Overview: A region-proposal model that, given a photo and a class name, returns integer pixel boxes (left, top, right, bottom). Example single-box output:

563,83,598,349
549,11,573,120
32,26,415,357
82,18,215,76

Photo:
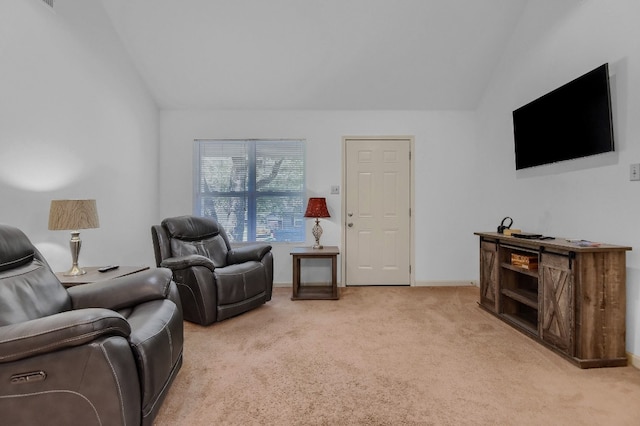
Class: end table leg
292,255,299,299
332,254,338,299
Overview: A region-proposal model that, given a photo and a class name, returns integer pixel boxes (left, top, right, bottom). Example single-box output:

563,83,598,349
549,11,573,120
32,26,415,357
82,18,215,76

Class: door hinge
409,265,412,274
409,208,411,217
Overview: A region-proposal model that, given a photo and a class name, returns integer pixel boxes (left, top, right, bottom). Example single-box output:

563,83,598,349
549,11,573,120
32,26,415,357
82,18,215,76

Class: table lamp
48,199,100,276
304,197,330,249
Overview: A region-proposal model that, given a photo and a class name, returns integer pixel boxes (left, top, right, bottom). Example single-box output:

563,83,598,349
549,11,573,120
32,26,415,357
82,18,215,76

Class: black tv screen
513,64,615,170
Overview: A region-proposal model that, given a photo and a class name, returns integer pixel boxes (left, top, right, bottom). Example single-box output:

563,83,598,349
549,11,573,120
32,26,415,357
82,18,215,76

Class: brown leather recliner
0,224,183,426
151,215,273,325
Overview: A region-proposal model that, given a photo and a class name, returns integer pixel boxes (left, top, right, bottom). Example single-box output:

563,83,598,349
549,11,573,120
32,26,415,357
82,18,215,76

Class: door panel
345,138,411,286
479,240,499,312
540,252,574,354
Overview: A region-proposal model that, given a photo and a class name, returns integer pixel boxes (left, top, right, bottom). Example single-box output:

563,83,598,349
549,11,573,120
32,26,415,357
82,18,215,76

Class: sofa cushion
214,261,266,304
0,259,71,326
162,215,221,241
169,236,228,268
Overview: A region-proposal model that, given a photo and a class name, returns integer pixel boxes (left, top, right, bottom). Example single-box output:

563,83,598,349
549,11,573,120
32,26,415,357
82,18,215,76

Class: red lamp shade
304,197,330,218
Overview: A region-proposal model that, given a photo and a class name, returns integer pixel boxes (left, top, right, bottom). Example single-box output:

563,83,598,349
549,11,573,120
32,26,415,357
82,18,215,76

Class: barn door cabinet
475,232,631,368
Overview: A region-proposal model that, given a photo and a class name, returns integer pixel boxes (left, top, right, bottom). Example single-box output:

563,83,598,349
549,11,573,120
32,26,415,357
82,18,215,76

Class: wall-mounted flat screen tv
512,63,614,170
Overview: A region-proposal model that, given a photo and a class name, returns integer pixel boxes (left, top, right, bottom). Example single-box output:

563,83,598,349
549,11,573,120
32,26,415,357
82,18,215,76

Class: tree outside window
193,139,306,242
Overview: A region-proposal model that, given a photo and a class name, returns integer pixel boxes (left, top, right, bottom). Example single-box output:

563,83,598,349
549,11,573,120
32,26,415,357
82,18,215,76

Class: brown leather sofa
151,215,273,325
0,224,183,426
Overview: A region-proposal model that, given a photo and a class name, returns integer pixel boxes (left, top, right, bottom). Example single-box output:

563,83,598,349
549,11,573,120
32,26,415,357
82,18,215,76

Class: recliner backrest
162,216,232,268
0,225,71,326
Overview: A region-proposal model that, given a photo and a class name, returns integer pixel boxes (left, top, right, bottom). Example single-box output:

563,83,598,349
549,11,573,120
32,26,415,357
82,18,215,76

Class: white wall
0,0,160,270
474,0,640,357
159,110,478,284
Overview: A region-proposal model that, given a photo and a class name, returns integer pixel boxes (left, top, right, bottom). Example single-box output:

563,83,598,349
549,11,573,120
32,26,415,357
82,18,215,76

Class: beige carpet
155,286,640,425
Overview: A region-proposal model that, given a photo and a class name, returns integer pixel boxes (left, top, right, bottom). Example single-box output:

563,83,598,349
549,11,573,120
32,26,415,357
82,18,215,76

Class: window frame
193,139,306,243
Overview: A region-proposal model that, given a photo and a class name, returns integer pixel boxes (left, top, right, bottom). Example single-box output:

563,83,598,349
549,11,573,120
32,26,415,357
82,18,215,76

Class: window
194,139,306,243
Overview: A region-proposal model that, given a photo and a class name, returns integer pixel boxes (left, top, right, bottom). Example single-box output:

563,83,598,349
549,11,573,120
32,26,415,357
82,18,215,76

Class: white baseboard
275,282,344,288
274,282,342,287
628,352,640,369
275,281,478,287
414,280,478,287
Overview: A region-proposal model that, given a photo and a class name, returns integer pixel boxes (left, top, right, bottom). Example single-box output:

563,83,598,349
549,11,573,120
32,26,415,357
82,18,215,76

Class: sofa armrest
227,244,272,264
68,268,173,310
0,308,130,363
160,255,216,272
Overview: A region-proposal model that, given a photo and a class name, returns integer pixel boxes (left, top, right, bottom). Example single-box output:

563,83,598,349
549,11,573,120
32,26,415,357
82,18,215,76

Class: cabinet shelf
502,313,538,335
502,288,538,309
500,262,539,277
292,285,337,300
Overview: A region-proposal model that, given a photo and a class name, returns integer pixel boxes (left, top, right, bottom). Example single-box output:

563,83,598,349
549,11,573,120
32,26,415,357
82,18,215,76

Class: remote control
98,265,119,273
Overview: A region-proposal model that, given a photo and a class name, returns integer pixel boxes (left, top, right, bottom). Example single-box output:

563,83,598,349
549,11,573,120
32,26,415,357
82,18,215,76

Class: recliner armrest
160,255,216,272
68,268,174,310
0,308,130,363
227,244,272,264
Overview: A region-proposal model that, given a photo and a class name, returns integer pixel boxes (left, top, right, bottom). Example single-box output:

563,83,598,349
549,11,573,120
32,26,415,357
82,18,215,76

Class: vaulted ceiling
102,0,529,110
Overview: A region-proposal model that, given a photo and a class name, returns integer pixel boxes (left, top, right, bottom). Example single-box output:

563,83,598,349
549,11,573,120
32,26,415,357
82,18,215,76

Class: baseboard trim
274,282,342,287
276,281,478,287
414,280,478,287
627,351,640,369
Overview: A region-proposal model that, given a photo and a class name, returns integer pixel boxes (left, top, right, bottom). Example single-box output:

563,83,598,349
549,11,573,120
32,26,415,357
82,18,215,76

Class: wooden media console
475,232,631,368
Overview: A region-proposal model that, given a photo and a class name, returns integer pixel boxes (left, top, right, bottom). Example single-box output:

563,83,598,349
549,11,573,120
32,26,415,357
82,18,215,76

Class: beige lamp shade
48,199,100,276
48,199,100,231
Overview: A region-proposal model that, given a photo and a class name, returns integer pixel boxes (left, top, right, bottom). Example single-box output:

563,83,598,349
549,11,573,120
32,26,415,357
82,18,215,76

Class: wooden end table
56,266,150,287
290,246,340,300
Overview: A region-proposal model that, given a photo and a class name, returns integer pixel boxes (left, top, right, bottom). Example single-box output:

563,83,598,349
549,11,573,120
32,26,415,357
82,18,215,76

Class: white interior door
344,137,412,286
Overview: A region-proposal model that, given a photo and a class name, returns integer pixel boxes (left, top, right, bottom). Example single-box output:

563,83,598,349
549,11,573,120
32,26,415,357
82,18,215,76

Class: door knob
348,212,353,217
347,223,353,227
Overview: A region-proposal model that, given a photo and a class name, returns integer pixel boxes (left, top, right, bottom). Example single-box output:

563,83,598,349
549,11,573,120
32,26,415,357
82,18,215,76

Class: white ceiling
101,0,529,110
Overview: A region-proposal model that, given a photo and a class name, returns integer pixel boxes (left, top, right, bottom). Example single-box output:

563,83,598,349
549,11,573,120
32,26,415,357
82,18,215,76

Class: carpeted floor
154,286,640,425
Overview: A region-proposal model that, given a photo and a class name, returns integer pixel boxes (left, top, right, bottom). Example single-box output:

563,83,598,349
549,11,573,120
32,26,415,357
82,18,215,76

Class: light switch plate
631,164,640,181
330,185,340,194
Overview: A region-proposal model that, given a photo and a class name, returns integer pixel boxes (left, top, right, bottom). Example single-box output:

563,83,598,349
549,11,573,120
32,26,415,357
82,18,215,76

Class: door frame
341,135,416,287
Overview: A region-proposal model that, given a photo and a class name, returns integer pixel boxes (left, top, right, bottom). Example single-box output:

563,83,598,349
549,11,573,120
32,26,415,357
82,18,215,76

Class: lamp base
64,231,86,276
311,219,324,250
63,265,86,276
312,243,324,250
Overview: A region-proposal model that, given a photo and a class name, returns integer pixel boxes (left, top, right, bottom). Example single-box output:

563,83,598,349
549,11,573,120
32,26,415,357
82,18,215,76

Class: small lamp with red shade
304,197,330,249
